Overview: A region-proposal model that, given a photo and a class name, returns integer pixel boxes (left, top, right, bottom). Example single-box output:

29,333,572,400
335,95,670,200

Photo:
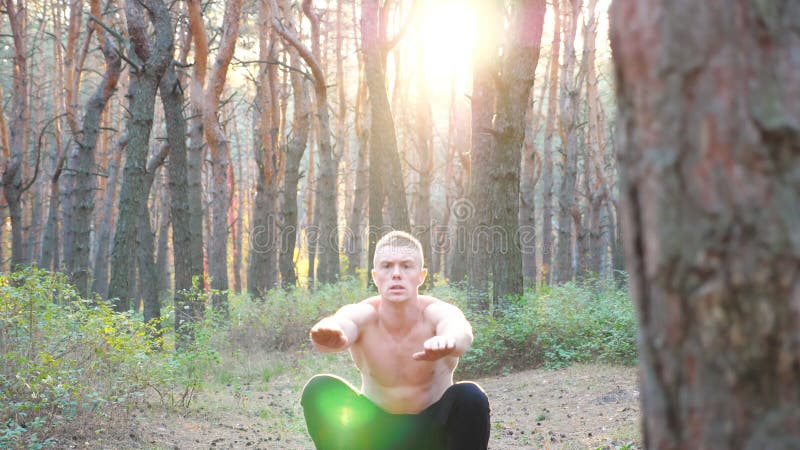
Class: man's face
371,245,427,302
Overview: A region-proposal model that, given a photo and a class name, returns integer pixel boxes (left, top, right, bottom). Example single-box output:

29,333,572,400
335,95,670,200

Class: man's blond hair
373,231,424,268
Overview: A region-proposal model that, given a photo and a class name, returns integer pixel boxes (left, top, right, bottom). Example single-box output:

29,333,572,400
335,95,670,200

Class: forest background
3,0,797,448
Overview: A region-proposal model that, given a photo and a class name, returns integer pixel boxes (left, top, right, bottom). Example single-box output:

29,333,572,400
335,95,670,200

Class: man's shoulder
337,297,379,323
420,295,463,316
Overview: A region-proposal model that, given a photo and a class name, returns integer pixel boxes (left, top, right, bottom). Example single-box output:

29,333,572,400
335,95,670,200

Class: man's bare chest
352,324,437,385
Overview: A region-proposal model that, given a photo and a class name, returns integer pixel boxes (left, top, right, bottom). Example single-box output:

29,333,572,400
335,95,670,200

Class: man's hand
412,335,457,361
310,319,349,350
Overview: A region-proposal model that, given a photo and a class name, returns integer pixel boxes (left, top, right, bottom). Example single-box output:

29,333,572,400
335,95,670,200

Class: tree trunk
248,19,281,294
344,75,368,277
160,62,203,346
362,0,411,281
108,0,172,311
137,147,167,327
203,0,242,317
467,0,502,305
490,0,546,307
63,0,121,296
275,0,311,290
540,0,561,286
611,1,800,447
412,32,434,288
2,0,29,270
91,134,125,298
554,0,583,285
280,0,341,285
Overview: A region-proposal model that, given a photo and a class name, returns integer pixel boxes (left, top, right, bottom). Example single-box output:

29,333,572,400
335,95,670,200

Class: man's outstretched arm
310,302,374,352
412,301,474,361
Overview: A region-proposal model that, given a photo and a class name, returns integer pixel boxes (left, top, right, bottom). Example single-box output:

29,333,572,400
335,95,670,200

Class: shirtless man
301,231,490,450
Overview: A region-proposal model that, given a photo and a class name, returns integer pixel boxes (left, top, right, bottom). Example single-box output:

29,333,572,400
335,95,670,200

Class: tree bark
467,0,502,305
554,0,583,285
91,134,126,298
275,1,311,290
362,0,411,282
247,4,281,295
273,0,340,285
108,0,172,311
66,0,120,297
490,0,546,307
611,1,800,447
540,0,561,286
1,0,29,270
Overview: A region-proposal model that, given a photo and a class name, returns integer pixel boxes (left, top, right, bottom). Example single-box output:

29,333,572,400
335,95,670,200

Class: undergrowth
1,268,636,447
0,268,218,448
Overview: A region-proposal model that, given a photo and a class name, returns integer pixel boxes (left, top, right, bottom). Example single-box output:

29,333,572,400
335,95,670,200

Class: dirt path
65,363,639,449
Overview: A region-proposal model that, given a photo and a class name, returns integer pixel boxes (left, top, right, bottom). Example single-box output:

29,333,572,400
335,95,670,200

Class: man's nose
392,266,402,277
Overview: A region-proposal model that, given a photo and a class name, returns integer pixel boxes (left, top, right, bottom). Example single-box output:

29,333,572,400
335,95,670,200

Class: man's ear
417,268,428,286
371,269,377,284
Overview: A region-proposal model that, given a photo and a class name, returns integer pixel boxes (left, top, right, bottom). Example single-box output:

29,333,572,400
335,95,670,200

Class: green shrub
450,277,638,377
0,268,218,447
227,277,371,351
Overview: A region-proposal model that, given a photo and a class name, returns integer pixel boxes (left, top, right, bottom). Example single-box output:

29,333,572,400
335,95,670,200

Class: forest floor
53,352,640,450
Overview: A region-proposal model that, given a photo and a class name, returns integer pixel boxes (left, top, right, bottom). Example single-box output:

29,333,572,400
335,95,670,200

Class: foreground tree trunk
611,1,800,448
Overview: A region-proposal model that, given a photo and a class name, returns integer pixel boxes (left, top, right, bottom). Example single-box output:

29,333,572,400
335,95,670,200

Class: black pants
301,374,490,450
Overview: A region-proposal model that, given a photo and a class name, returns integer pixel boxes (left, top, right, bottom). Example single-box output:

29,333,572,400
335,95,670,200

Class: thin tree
611,1,800,447
275,0,311,289
1,0,30,269
272,0,340,285
540,0,561,286
554,0,584,285
64,0,121,296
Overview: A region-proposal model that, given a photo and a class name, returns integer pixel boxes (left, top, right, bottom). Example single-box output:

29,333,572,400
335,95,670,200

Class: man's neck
378,295,421,333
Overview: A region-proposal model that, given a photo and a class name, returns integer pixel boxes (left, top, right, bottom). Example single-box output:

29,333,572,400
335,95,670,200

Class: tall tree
249,0,282,294
273,0,340,284
362,0,412,281
467,0,502,304
489,0,546,306
612,1,800,447
275,0,311,289
107,0,173,311
65,0,121,296
189,0,243,316
1,0,30,269
540,0,561,285
554,0,584,284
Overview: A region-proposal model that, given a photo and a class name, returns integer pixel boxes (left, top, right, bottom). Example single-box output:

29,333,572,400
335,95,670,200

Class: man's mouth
389,285,404,291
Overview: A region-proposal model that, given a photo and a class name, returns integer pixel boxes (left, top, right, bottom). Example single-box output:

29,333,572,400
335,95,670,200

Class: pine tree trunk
362,0,411,280
65,0,120,296
540,0,561,286
91,135,125,298
344,77,368,277
278,30,311,289
467,0,502,305
108,0,172,311
611,1,800,447
490,0,546,306
2,0,29,270
554,0,583,285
